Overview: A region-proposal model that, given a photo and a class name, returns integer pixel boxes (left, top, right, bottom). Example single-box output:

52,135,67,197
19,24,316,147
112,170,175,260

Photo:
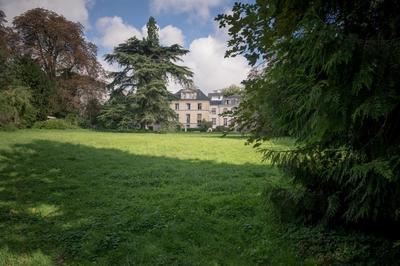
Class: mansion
170,88,240,129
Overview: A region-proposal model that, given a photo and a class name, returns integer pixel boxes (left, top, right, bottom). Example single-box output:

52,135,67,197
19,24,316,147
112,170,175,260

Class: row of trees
218,0,400,232
0,8,105,129
0,9,194,131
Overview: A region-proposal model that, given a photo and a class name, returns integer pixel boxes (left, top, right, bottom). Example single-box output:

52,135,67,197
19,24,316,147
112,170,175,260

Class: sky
0,0,252,94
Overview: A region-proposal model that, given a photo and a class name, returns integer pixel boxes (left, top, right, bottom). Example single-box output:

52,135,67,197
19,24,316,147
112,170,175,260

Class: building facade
170,88,210,129
171,88,240,129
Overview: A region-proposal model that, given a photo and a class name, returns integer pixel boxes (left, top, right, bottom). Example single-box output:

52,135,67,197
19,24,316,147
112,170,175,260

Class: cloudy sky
0,0,251,93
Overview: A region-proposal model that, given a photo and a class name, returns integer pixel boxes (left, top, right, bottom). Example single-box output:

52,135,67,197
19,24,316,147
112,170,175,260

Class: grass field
0,130,307,265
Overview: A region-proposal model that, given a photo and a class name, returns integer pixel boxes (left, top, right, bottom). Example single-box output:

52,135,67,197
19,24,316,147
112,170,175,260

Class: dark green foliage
0,86,36,129
283,226,400,265
102,17,193,129
217,0,400,228
198,119,212,132
0,10,9,88
0,9,105,128
32,119,79,129
82,98,102,127
13,57,55,120
97,93,138,130
0,57,54,126
214,126,230,132
146,16,159,45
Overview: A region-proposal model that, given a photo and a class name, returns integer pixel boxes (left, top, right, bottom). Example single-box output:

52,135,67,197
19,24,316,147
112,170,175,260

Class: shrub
159,121,180,133
198,119,212,132
0,123,18,131
0,86,36,129
32,119,79,129
214,126,230,132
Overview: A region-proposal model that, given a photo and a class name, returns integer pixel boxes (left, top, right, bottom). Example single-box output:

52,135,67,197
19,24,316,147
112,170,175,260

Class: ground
0,130,306,265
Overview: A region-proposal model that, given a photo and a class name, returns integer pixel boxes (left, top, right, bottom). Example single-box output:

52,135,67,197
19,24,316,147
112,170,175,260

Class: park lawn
0,130,307,265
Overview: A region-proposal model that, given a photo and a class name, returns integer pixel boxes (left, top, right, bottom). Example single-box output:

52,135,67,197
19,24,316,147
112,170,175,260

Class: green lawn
0,130,305,265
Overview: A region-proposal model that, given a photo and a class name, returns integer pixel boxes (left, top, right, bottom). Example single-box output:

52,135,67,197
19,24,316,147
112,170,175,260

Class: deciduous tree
13,8,100,78
13,8,105,117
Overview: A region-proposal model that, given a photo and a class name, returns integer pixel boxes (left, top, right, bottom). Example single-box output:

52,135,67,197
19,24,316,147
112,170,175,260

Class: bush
198,119,212,132
0,86,37,129
159,121,180,133
0,123,18,131
32,119,79,129
214,126,230,132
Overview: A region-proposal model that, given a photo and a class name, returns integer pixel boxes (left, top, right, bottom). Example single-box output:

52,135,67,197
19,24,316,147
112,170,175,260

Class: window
211,108,216,114
226,100,230,105
198,103,202,110
186,114,190,124
182,92,196,99
197,114,202,125
223,118,228,126
187,103,191,110
175,103,179,110
212,118,216,125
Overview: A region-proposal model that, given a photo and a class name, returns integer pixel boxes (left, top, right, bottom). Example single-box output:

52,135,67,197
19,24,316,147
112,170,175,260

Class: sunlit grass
0,130,306,265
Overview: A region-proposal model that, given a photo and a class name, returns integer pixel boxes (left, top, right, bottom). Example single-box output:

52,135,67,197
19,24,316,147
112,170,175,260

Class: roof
173,89,209,101
210,100,221,105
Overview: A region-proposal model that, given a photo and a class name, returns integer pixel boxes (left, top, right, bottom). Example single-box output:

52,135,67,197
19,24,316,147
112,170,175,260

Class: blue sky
0,0,252,93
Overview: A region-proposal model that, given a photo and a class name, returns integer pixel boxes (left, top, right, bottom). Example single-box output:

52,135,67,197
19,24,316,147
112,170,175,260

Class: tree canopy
0,8,105,128
100,16,193,129
217,0,400,229
221,84,242,97
13,8,101,79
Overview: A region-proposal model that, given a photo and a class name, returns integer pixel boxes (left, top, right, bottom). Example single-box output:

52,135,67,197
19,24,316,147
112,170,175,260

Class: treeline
0,8,105,130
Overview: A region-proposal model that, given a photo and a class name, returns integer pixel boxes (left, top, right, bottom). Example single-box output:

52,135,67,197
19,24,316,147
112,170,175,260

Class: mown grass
0,130,308,265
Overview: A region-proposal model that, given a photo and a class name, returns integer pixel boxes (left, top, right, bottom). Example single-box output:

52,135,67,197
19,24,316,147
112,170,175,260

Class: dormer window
181,91,197,99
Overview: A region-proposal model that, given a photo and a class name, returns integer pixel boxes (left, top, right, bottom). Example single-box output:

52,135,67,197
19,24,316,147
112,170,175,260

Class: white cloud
96,16,142,49
167,23,249,93
150,0,226,22
168,35,249,93
0,0,92,26
97,56,120,73
159,25,185,46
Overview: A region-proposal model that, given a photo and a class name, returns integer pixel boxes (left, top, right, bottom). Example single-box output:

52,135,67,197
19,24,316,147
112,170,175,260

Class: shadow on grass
0,140,294,265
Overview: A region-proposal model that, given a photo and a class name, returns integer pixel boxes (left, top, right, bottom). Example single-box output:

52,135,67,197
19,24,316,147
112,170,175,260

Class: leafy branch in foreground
217,0,400,229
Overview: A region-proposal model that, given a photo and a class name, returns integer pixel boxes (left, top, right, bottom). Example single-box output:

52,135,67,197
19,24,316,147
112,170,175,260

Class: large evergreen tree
217,0,400,229
101,16,193,129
